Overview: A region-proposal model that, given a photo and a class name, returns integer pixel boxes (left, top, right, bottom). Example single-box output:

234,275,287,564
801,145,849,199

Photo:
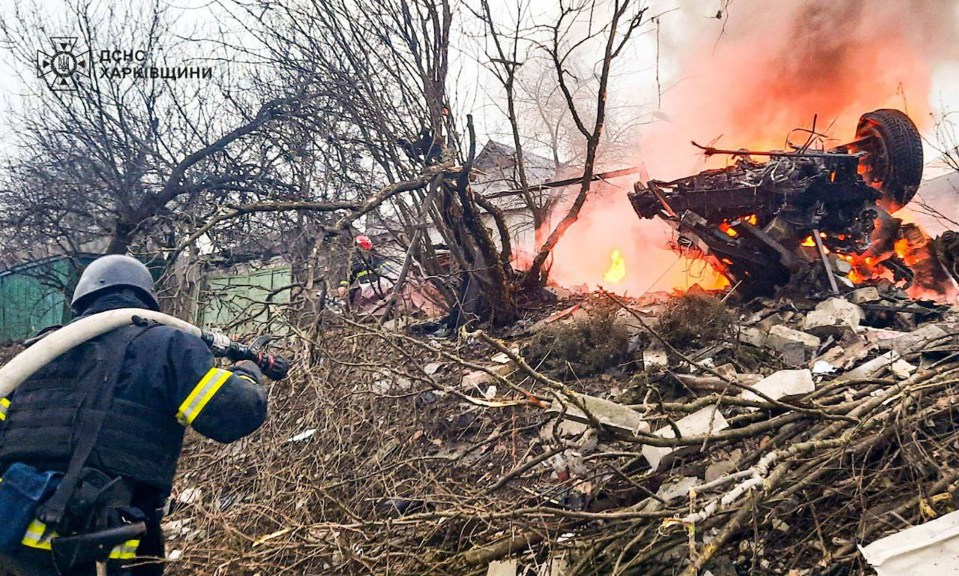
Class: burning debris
629,109,959,299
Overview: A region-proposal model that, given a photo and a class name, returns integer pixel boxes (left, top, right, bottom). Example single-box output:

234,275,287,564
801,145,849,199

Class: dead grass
524,305,631,378
161,299,959,576
656,292,733,348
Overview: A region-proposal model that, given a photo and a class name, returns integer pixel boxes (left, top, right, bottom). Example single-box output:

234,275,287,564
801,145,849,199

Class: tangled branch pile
164,293,959,575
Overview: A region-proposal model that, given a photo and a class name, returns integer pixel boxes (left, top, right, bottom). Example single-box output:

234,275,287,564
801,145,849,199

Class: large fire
795,217,958,301
538,0,958,298
544,184,730,295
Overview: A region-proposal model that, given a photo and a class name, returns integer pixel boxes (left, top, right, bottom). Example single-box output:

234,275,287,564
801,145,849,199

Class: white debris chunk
289,429,317,443
549,393,650,435
812,360,837,375
741,369,815,403
860,509,959,576
642,407,729,471
487,559,518,576
766,325,821,355
846,351,902,380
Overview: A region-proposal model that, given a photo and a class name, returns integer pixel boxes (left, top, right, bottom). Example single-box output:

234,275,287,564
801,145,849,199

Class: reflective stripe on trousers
21,519,140,559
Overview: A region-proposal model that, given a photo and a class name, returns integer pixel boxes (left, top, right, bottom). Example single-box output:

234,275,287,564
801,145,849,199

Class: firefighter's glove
231,360,264,385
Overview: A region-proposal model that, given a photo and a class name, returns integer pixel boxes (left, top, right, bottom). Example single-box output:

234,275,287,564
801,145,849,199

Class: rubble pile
164,285,959,576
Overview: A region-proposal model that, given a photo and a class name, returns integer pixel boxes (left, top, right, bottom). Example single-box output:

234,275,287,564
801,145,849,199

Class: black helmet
71,255,159,311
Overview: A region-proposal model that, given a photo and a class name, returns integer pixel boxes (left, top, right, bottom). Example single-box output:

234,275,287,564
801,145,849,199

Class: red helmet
355,235,373,251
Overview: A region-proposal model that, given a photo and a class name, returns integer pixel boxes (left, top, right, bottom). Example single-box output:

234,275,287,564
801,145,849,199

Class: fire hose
0,308,291,398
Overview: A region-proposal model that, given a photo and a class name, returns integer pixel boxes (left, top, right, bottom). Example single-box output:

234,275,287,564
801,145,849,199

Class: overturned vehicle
629,109,957,297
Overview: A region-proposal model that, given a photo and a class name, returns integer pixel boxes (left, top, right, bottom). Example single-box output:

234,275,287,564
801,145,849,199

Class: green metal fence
0,256,291,342
0,257,90,341
196,265,292,336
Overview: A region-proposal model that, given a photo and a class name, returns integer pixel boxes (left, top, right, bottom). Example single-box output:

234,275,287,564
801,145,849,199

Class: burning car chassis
628,109,955,297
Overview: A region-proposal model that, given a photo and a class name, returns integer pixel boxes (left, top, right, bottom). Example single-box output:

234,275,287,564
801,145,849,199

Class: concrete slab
849,287,882,304
860,510,959,576
549,393,650,435
741,369,815,403
487,559,518,576
737,326,768,348
767,325,821,355
642,407,730,471
811,298,865,330
802,309,851,337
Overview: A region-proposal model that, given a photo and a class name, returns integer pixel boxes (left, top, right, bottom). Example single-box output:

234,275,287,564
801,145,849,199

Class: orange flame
542,183,730,295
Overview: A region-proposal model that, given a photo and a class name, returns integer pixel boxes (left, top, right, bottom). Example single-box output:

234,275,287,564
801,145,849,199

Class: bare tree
515,0,647,290
225,0,519,326
0,1,334,317
932,109,959,173
470,0,647,290
0,3,343,334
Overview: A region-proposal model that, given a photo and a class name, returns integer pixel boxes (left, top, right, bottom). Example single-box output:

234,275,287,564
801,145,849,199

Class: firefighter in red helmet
337,235,386,307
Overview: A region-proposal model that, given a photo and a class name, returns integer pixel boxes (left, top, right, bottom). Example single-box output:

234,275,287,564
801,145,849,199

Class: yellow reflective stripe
109,539,140,560
177,368,232,426
22,520,138,559
22,519,56,550
0,397,10,421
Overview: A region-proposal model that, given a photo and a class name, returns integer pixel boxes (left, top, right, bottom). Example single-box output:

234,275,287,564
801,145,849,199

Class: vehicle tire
855,109,923,211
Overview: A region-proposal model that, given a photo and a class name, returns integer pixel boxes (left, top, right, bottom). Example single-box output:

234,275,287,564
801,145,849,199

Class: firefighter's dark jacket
0,291,268,510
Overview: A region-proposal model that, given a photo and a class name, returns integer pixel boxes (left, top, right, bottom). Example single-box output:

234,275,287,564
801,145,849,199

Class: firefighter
337,235,388,308
0,255,268,576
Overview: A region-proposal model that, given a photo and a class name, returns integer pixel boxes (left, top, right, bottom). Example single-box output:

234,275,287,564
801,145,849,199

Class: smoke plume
544,0,959,294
